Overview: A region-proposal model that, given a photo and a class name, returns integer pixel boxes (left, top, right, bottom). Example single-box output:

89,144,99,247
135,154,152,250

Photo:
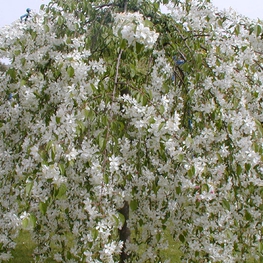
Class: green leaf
57,16,64,26
29,214,37,228
46,141,53,151
140,94,148,106
57,183,67,199
130,64,136,78
22,218,29,229
245,210,252,221
51,145,56,161
7,68,16,80
44,25,50,33
80,13,85,23
21,57,26,66
158,122,165,132
99,136,106,150
187,166,195,179
136,42,144,53
59,163,65,176
178,154,184,162
152,181,159,194
176,186,181,194
153,1,160,11
109,65,115,77
236,164,242,176
120,39,127,49
143,19,153,28
255,119,263,137
245,163,251,172
118,212,126,227
222,199,230,211
103,174,109,184
91,228,98,239
234,25,240,36
159,105,165,114
156,232,161,242
39,201,48,215
14,50,21,56
130,200,138,211
255,24,262,37
77,120,86,133
67,66,75,78
201,184,209,193
26,180,33,196
179,234,185,243
30,31,37,40
112,214,119,226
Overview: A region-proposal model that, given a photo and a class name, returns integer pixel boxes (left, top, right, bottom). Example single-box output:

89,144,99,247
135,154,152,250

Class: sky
212,0,262,20
0,0,262,28
0,0,50,28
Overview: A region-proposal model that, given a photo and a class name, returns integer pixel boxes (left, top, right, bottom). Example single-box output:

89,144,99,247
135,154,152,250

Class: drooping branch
113,49,123,101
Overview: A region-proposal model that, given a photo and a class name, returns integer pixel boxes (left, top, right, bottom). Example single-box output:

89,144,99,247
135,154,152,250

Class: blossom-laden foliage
1,0,263,262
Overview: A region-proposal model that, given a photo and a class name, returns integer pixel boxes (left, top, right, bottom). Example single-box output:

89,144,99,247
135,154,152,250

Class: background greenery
10,230,182,263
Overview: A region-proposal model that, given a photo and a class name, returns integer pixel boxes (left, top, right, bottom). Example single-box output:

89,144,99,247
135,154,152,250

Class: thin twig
113,50,123,101
253,59,263,71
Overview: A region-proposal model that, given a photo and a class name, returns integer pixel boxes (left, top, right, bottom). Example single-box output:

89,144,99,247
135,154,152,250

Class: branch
95,3,115,9
182,34,210,41
124,0,128,13
255,50,263,55
254,59,263,71
113,50,123,101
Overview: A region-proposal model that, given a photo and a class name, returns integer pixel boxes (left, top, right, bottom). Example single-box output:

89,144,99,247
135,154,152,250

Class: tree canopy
1,0,263,262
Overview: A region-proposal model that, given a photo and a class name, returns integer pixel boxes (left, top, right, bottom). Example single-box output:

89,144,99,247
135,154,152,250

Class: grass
10,230,259,263
9,230,57,263
9,230,36,263
8,230,259,263
161,231,182,262
9,229,182,263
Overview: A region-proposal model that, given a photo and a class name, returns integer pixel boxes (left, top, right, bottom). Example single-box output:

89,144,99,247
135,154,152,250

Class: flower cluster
113,12,159,48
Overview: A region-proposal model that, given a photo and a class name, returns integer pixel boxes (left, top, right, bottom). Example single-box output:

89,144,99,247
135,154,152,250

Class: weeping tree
1,0,263,262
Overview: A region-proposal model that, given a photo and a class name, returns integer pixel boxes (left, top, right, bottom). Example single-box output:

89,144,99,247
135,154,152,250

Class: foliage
1,0,263,262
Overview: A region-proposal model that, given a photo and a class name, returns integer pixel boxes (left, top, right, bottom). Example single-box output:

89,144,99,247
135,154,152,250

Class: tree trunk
118,201,130,262
124,0,128,13
118,4,131,261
